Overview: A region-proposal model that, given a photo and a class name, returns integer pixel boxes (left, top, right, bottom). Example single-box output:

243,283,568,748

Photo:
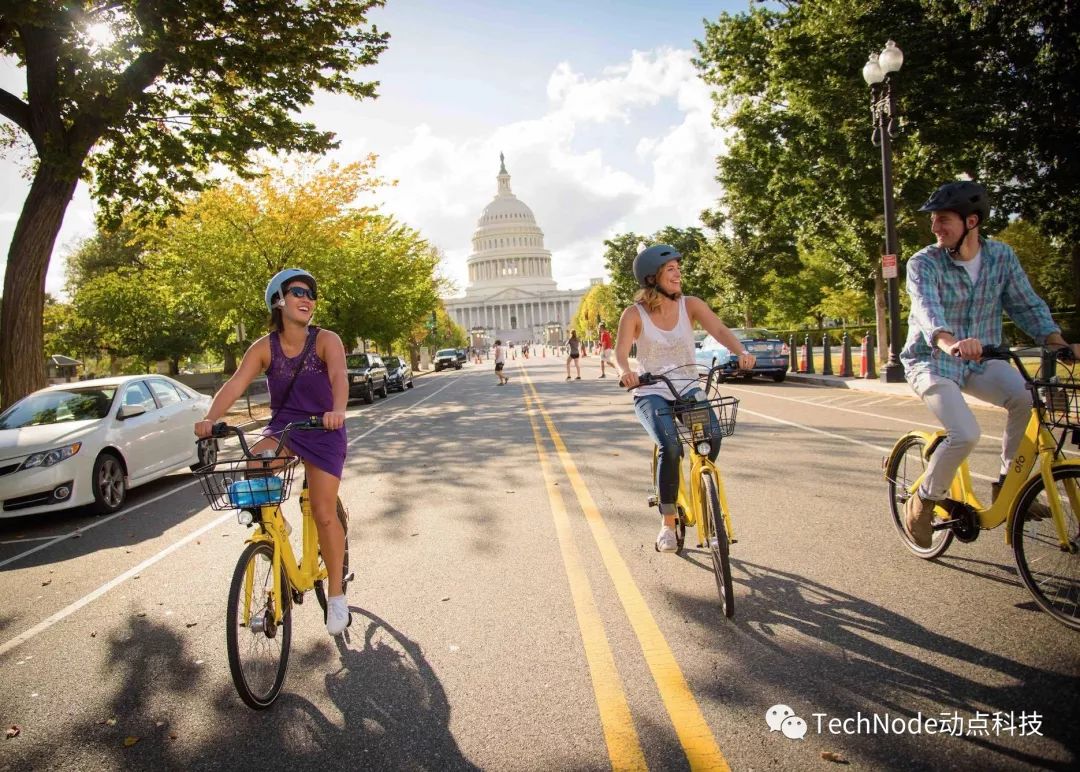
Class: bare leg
306,461,345,596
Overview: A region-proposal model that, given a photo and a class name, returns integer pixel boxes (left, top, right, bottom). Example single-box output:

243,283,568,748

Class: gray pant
909,360,1030,501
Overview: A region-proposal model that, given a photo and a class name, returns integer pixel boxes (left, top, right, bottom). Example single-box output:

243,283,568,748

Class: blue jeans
634,392,721,515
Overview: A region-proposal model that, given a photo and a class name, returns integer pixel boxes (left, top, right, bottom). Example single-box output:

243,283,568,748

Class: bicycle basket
192,455,300,511
1034,379,1080,430
659,395,739,446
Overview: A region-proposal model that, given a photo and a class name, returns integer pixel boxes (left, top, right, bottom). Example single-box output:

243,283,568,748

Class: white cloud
365,46,725,296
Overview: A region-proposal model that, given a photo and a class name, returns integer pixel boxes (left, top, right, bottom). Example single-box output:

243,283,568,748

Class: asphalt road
1,355,1077,771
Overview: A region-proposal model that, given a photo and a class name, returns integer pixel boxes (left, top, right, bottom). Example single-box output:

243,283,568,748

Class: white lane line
0,511,232,658
0,535,65,545
740,406,996,483
347,380,457,447
0,481,199,571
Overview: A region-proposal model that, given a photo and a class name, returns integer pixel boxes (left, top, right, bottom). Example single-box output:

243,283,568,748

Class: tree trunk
0,165,80,409
223,347,238,374
873,265,887,364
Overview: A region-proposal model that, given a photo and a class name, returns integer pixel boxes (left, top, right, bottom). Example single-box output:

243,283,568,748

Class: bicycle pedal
646,495,659,508
291,590,304,605
343,571,355,584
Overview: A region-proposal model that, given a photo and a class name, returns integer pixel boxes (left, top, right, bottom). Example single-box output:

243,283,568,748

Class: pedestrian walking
493,339,510,385
566,330,582,380
598,321,614,378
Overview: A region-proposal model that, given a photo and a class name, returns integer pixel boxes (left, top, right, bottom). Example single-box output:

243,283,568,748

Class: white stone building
442,155,591,346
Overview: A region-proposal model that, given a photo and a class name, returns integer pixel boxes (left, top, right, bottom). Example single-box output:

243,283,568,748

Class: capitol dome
441,153,588,347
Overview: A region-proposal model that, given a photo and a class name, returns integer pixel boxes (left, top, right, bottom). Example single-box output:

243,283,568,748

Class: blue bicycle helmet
265,268,317,311
632,244,682,288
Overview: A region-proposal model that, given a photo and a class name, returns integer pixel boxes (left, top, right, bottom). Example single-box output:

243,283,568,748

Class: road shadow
666,558,1079,771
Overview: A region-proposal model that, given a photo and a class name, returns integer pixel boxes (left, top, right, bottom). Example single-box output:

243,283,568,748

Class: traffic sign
882,253,898,279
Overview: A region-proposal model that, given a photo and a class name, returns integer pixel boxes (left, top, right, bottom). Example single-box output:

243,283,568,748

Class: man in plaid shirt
901,181,1080,548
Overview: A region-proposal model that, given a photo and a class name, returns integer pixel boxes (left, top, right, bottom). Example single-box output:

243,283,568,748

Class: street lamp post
863,40,905,383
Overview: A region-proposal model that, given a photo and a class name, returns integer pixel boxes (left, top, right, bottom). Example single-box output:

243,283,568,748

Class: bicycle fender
883,431,942,478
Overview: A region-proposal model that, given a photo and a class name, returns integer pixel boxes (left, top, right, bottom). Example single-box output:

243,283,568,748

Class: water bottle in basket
228,475,284,508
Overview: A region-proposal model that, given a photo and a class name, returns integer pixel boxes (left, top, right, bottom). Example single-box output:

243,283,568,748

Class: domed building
443,154,591,346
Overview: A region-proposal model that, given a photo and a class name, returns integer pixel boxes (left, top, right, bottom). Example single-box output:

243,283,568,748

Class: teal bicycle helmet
632,244,682,288
265,268,317,311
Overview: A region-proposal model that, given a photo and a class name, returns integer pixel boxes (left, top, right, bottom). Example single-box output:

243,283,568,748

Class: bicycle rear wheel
226,541,292,709
1011,467,1080,631
314,496,351,619
886,434,953,559
701,472,734,618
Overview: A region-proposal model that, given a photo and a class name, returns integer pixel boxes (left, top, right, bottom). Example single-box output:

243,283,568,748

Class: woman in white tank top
613,244,756,553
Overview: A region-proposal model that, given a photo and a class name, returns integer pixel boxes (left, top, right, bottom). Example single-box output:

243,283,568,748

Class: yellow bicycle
194,418,351,708
639,366,740,617
884,345,1080,630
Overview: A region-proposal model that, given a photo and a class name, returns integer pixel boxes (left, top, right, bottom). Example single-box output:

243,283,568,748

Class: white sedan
0,375,217,518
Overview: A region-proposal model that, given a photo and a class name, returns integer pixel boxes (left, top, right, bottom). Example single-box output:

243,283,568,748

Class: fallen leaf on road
169,732,178,740
106,717,117,726
185,622,197,628
441,597,450,602
41,580,51,587
136,612,147,618
133,575,140,580
125,549,132,554
6,725,20,739
155,721,165,728
90,631,97,638
505,490,514,493
410,532,419,537
821,751,849,764
123,736,139,747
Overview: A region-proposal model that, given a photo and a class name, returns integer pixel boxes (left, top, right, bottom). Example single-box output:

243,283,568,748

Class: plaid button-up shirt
901,237,1059,386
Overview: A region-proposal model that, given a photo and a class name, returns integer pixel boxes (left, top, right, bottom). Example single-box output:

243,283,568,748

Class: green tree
148,158,388,371
996,220,1072,310
602,227,710,311
0,1,389,407
572,283,619,339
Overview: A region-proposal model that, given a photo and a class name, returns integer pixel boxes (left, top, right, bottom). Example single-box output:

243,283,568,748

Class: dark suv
382,355,414,391
434,348,461,372
347,353,389,404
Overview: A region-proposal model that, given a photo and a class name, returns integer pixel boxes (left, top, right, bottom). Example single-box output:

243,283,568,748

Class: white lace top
633,297,697,399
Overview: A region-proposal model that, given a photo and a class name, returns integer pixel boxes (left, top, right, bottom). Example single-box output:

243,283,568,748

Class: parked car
434,348,462,371
346,353,389,404
695,328,790,382
0,375,216,518
456,349,467,364
382,355,414,392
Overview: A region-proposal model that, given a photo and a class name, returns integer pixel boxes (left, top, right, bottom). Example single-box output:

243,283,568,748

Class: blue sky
0,0,753,296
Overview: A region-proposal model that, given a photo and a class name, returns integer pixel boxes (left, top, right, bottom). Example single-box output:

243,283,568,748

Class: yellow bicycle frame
240,487,328,625
890,409,1080,547
667,441,736,548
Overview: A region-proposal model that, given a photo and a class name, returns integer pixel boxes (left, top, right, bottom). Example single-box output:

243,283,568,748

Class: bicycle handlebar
631,365,728,401
209,416,325,458
971,344,1075,384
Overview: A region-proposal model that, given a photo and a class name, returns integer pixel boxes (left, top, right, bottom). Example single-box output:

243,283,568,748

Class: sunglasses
284,286,317,301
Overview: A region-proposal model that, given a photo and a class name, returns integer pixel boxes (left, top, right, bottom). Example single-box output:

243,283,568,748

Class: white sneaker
655,525,678,553
326,594,351,636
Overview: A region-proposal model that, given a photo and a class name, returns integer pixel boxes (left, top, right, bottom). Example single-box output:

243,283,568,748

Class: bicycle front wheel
1011,467,1080,631
315,496,351,619
886,435,954,559
701,472,734,618
226,541,292,709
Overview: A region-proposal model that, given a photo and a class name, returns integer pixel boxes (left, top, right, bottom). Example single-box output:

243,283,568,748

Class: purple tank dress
264,327,347,479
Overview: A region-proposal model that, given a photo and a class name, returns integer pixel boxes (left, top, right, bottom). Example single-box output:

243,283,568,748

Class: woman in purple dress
195,269,351,636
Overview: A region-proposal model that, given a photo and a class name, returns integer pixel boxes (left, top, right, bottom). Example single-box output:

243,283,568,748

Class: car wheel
92,452,126,514
191,439,218,472
376,380,388,398
772,372,787,383
406,379,414,389
363,383,374,404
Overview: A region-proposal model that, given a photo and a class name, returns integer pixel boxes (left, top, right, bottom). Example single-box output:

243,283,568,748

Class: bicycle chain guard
936,499,980,543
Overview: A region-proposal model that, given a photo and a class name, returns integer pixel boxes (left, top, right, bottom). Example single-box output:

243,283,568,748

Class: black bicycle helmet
632,244,682,289
919,181,989,225
919,181,989,256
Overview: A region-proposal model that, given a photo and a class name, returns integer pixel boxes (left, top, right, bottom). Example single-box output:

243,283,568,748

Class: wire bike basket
1034,378,1080,431
193,455,300,511
660,395,740,446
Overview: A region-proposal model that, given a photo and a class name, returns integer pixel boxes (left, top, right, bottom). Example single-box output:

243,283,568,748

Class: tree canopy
0,0,389,407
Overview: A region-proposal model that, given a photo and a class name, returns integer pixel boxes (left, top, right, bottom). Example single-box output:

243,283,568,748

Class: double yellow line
519,366,730,772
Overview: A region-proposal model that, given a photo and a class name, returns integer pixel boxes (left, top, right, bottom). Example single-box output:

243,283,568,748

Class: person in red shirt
598,321,614,378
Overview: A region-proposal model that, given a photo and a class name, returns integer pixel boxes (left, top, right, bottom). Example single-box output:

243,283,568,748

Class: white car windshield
0,387,118,429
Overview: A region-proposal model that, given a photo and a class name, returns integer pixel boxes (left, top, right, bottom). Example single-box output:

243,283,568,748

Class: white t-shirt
494,345,505,364
952,248,982,284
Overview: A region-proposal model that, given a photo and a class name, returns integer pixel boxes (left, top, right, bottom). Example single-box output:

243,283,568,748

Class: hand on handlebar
194,419,216,439
321,411,346,431
734,351,756,371
947,337,983,361
619,371,640,389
